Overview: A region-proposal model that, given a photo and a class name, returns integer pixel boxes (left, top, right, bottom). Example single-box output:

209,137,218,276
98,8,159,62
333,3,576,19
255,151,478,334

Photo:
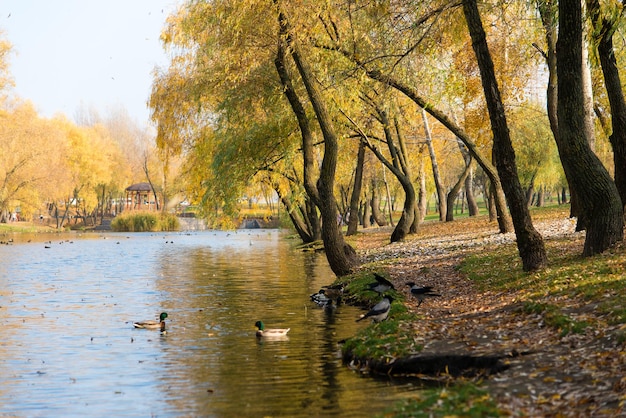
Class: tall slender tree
587,0,626,210
462,0,547,271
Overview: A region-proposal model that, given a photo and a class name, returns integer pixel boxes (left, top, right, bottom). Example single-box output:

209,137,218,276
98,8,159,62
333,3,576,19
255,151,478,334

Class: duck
356,295,394,323
406,282,441,307
321,283,344,301
367,273,395,294
133,312,168,332
310,289,332,307
255,320,290,338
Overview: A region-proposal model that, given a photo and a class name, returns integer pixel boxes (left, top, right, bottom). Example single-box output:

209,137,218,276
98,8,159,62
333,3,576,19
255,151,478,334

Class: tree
556,0,623,255
274,31,322,242
0,32,13,104
421,109,447,221
319,16,513,233
346,140,365,236
588,0,626,210
462,0,547,271
344,102,418,242
276,2,359,275
0,103,68,222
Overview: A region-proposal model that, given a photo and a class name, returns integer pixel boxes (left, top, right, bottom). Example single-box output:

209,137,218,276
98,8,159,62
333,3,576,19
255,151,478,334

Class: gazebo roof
125,182,154,192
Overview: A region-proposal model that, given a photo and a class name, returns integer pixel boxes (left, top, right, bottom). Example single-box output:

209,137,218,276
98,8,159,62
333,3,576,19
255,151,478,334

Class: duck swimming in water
133,312,168,332
255,320,290,338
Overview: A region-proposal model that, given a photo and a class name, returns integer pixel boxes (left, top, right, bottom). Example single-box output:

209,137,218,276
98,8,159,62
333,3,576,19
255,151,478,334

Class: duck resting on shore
133,312,168,332
255,320,290,338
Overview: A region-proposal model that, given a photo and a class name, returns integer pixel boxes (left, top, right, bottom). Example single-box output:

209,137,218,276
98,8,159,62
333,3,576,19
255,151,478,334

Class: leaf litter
351,210,626,416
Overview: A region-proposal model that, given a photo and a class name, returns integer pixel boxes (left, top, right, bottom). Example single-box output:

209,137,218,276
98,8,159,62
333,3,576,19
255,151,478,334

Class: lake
0,229,420,417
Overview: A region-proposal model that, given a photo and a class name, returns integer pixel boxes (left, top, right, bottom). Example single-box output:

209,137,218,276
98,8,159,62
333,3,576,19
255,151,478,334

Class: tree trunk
445,159,472,222
463,0,547,271
588,0,626,210
362,198,371,228
582,24,597,152
455,135,480,216
274,25,322,241
370,181,387,226
422,109,446,221
537,0,580,221
418,164,427,221
278,6,358,275
382,112,416,242
274,185,314,242
395,117,419,234
556,0,624,255
347,141,366,235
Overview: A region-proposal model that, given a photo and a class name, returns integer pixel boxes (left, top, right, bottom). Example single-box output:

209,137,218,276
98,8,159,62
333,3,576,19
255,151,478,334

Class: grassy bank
337,206,626,416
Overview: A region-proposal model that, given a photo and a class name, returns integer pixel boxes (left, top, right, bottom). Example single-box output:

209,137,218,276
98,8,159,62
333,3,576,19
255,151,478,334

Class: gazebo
124,182,160,212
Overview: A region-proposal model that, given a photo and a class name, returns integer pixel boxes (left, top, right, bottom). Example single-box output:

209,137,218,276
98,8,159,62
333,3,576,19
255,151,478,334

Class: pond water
0,229,421,417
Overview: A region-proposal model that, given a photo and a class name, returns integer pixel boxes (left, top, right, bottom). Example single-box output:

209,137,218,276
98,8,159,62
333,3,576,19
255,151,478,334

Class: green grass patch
342,314,421,360
110,212,180,232
334,270,404,306
522,302,589,337
0,223,52,233
330,270,418,360
380,383,501,417
460,236,626,332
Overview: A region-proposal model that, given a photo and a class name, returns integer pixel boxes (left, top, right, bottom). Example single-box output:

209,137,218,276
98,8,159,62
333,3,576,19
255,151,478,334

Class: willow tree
276,1,358,275
315,2,513,234
150,2,309,228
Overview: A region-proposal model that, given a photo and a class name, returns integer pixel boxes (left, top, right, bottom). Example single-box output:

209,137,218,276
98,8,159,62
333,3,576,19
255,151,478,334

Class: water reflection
0,230,420,416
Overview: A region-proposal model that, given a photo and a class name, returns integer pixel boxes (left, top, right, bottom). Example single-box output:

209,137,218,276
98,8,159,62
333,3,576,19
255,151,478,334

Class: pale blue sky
1,0,180,125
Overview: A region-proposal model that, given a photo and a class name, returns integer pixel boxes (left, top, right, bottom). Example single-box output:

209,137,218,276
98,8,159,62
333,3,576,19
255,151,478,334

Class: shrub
111,212,179,232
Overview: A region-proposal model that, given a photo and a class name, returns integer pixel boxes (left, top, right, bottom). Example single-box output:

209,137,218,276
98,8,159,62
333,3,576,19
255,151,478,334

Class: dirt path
354,218,626,416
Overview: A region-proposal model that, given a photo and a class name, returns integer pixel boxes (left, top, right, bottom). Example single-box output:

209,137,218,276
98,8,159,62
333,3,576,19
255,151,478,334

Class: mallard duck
356,295,394,323
133,312,168,332
310,289,331,307
321,283,344,301
367,273,395,294
406,282,441,307
255,320,290,337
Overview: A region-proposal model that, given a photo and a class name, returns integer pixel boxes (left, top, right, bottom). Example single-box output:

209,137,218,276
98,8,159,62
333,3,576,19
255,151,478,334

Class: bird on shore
255,320,290,338
406,282,441,307
356,295,394,323
133,312,168,332
367,273,395,294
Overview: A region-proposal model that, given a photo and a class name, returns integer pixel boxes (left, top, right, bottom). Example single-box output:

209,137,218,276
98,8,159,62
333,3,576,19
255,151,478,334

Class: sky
1,0,181,126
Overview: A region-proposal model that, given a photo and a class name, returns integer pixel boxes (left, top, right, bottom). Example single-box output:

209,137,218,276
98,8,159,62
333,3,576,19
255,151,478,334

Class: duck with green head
134,312,168,332
254,320,290,338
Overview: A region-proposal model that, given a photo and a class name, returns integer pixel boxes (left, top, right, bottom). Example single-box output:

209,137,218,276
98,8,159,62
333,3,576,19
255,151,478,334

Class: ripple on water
0,230,421,416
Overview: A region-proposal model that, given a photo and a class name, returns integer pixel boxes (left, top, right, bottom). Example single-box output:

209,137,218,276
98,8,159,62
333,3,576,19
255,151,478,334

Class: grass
380,383,502,417
0,222,58,233
331,270,422,361
459,213,626,335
